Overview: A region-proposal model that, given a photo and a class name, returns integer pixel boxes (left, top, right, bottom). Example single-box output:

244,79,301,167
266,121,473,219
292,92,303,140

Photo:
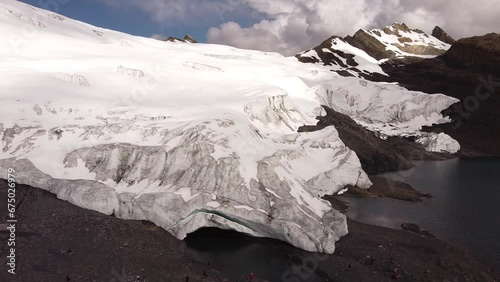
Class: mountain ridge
296,22,451,79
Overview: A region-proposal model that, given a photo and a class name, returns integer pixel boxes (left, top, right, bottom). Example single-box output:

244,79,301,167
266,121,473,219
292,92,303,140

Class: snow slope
0,0,458,253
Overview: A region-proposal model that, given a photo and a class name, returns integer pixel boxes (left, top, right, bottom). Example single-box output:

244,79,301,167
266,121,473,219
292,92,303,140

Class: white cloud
99,0,252,25
100,0,500,55
208,0,500,55
208,0,386,55
395,0,499,38
207,21,290,53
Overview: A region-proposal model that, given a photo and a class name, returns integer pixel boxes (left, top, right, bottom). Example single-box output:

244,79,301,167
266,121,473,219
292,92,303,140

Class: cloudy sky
20,0,500,55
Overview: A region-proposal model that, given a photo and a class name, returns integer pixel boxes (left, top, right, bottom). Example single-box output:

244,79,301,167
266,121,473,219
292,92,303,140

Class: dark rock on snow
382,33,500,157
432,26,456,44
298,106,449,175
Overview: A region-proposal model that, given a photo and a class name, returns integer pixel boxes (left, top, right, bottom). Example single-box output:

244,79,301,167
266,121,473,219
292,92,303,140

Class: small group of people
185,271,255,281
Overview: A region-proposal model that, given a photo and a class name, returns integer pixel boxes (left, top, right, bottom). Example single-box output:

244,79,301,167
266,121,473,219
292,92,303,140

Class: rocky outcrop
296,23,451,79
295,35,387,80
344,29,395,60
298,106,413,175
442,33,500,75
167,34,198,43
432,26,456,44
346,23,449,60
381,33,500,157
183,34,197,43
297,104,457,174
397,44,446,56
303,36,359,67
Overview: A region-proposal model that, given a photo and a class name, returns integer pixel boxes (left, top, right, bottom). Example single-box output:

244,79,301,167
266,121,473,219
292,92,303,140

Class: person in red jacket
392,268,399,279
250,272,255,281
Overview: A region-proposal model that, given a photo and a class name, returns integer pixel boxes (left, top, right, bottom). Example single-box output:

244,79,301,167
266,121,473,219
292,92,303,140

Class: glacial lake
342,158,500,274
185,158,500,280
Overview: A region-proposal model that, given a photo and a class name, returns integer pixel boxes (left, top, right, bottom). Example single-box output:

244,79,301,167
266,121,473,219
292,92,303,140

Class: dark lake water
185,158,500,280
342,158,500,273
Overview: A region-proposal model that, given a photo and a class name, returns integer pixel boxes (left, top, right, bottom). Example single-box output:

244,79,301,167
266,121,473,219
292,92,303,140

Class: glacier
416,133,461,154
0,0,459,253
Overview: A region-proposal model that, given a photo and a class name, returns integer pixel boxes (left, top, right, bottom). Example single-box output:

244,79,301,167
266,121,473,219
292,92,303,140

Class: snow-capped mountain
296,23,451,79
0,0,458,253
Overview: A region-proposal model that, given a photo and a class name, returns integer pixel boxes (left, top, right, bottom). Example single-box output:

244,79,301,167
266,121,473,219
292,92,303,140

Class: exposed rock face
297,104,456,176
344,29,395,60
305,36,360,67
167,34,198,43
382,33,500,157
397,44,445,56
296,23,451,79
432,26,456,44
442,33,500,75
167,36,181,42
295,35,388,81
184,34,197,43
356,23,450,58
308,80,459,141
299,106,413,175
344,23,442,61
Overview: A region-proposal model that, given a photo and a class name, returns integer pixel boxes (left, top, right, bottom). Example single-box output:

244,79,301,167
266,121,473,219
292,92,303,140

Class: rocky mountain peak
344,22,450,60
344,29,393,60
296,22,452,79
383,22,411,35
432,26,456,44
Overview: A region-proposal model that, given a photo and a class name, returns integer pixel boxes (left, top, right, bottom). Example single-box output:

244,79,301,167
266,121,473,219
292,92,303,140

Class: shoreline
1,180,497,281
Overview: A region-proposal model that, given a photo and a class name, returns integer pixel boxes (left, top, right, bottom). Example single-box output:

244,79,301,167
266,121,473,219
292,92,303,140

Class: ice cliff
0,0,459,253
